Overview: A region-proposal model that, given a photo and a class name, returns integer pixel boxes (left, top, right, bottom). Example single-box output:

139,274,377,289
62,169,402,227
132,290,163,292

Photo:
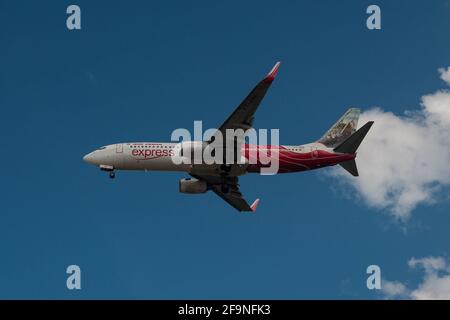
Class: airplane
83,62,373,212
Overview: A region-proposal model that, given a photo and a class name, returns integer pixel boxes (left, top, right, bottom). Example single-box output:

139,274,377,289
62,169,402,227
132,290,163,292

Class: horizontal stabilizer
334,121,374,154
339,160,359,177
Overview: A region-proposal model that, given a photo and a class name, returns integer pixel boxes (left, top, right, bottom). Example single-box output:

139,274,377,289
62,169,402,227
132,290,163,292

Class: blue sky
1,0,450,299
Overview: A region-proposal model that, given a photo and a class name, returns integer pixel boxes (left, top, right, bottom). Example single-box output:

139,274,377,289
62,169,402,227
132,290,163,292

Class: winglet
250,198,260,212
264,61,281,83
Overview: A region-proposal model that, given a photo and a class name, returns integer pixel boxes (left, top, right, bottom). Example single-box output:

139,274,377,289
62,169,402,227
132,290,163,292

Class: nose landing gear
99,165,115,179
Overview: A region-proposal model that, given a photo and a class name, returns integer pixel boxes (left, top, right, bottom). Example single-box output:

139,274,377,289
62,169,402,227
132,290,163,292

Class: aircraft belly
189,164,248,177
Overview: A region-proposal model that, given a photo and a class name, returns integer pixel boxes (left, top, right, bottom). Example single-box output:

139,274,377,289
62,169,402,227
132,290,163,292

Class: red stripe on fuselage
243,144,355,173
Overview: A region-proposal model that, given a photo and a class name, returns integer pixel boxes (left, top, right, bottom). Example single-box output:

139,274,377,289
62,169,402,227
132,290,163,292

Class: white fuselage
84,142,188,172
82,140,349,177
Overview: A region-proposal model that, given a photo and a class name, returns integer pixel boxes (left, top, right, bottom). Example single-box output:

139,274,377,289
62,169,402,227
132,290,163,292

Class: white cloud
331,67,450,220
423,90,450,127
439,66,450,86
410,274,450,300
408,256,447,274
381,280,408,299
383,256,450,300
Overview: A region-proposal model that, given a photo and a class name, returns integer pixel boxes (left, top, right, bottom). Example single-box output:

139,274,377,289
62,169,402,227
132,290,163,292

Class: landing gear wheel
109,171,115,179
220,164,232,173
221,183,230,194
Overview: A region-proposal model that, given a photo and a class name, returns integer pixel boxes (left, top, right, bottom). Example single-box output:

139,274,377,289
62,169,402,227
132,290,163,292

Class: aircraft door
311,146,318,158
116,143,123,153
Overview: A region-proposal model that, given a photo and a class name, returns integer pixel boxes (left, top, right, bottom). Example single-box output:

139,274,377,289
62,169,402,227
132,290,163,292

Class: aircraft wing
190,174,259,212
211,183,260,212
212,61,281,138
191,63,279,211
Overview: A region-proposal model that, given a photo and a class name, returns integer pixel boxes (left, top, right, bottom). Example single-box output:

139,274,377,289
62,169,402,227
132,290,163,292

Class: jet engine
179,178,208,194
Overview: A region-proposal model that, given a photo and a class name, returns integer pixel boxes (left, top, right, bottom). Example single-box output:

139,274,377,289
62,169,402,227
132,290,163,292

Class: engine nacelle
179,178,208,194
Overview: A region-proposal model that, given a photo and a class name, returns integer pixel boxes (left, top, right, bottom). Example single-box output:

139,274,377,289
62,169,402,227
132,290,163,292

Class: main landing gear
109,171,115,179
221,183,230,194
219,166,231,194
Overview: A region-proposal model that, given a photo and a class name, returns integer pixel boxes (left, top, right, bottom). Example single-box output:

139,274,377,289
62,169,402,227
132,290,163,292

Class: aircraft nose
83,152,95,164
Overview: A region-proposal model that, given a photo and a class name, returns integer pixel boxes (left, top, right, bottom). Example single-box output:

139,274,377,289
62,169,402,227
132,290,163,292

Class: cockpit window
97,146,106,150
